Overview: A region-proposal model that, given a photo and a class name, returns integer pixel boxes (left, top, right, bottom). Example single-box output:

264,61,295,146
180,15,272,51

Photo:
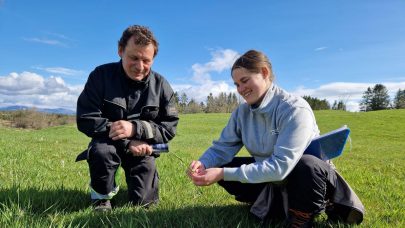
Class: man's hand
109,120,135,140
128,140,153,156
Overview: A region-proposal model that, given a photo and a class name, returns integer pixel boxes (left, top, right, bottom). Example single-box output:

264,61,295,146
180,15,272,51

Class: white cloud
0,72,44,94
191,49,239,84
44,32,74,41
292,81,405,111
34,66,85,76
174,49,239,101
23,37,68,47
0,72,81,110
314,46,328,51
172,49,403,112
22,32,73,47
0,48,239,112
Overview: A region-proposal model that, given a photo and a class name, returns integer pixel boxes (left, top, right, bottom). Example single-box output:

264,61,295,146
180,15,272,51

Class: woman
188,50,364,227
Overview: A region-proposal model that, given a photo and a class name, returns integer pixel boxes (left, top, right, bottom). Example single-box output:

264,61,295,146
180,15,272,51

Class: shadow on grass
71,204,266,227
69,204,352,227
0,185,89,213
0,185,264,227
0,186,352,227
69,200,346,228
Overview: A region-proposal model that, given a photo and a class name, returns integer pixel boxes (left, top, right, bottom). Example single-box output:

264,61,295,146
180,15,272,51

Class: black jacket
76,61,179,145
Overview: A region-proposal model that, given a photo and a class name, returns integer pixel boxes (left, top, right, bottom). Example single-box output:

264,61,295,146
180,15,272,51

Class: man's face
118,36,155,81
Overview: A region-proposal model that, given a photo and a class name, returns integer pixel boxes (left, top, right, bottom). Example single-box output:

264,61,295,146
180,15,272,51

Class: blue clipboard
304,125,351,160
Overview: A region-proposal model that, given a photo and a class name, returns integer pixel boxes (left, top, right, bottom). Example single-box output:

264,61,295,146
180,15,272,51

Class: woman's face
232,67,270,105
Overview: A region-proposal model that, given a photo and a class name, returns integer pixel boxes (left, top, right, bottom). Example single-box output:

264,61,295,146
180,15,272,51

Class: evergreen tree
199,102,206,111
337,100,346,111
217,92,228,113
205,92,240,113
205,93,217,113
302,96,330,110
176,92,188,113
360,84,390,111
371,84,390,110
332,100,347,111
173,92,182,113
227,92,239,112
332,100,337,110
393,89,405,109
360,87,373,111
173,92,180,106
180,92,188,106
172,91,240,114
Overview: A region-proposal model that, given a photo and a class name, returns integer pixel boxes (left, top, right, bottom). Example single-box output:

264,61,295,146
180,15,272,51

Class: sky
1,1,405,112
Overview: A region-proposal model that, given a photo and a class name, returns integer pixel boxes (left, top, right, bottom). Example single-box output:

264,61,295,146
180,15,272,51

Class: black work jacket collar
119,60,152,88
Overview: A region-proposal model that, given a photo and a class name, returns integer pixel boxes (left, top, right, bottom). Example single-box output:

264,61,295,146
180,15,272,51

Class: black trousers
218,154,336,219
87,138,159,205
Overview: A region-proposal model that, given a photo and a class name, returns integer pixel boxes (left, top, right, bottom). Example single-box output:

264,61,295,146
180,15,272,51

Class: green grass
0,110,404,227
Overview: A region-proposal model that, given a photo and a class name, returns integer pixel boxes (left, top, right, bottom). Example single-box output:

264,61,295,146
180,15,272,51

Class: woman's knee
289,155,321,178
296,154,318,168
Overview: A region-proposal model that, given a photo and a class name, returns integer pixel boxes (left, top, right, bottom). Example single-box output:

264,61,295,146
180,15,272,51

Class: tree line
303,84,405,112
360,84,405,111
173,92,240,114
173,84,405,114
300,96,348,111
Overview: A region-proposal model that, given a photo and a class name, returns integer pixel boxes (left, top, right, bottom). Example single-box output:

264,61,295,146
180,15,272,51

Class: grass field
0,110,404,227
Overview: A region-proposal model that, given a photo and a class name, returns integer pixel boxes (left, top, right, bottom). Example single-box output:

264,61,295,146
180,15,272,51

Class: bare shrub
1,109,75,129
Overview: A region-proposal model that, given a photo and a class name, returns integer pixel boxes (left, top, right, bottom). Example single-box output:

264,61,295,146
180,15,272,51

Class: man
76,25,179,211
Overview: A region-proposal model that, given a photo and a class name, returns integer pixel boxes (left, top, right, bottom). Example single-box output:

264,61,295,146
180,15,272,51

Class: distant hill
0,105,76,115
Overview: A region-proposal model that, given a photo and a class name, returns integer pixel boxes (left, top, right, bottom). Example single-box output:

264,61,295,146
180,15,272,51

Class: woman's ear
261,67,270,79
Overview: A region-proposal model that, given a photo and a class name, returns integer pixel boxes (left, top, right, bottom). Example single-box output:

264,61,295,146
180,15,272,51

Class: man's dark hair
118,25,159,57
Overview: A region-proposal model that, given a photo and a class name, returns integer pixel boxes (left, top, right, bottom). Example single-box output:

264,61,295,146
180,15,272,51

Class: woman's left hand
190,168,224,186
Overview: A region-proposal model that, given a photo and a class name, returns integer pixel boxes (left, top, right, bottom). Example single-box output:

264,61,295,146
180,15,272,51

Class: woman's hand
188,160,206,176
189,166,224,186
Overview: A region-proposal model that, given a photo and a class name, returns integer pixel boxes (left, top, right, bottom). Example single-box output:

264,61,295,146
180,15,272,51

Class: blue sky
1,1,405,112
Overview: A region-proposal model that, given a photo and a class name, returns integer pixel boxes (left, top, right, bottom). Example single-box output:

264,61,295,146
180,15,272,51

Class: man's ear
118,46,123,58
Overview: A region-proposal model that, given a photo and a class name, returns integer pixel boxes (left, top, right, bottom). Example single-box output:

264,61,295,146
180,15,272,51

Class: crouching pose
76,25,179,211
188,50,364,227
